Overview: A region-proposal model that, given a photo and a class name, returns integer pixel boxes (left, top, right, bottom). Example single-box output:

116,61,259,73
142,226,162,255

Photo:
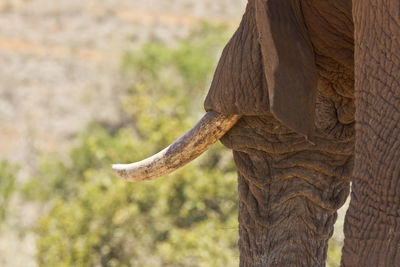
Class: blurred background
0,0,346,266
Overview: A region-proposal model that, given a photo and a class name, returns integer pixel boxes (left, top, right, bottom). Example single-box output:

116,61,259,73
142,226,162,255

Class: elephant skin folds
342,0,400,266
205,0,354,266
204,0,356,265
220,115,353,266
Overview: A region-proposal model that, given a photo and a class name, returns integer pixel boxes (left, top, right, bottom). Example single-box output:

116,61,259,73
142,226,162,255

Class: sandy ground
0,1,246,266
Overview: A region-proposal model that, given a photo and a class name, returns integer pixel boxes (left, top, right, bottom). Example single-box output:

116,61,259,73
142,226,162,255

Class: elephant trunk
221,115,354,266
112,111,240,182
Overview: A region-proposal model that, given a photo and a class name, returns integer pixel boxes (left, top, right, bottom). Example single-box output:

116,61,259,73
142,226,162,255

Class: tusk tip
112,164,129,179
112,164,145,182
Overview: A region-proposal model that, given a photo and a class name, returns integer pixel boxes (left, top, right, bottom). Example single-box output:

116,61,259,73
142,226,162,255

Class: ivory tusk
112,111,240,182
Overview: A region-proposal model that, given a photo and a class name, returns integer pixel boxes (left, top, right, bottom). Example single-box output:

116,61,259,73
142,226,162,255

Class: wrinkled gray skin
202,0,400,266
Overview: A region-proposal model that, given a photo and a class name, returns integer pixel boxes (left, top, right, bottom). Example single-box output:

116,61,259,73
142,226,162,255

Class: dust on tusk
112,111,240,182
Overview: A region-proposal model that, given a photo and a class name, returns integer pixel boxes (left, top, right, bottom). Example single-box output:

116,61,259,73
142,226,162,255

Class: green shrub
0,160,17,227
30,23,239,267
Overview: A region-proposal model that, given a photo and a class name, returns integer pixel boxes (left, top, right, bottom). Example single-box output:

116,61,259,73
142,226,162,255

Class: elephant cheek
204,0,270,116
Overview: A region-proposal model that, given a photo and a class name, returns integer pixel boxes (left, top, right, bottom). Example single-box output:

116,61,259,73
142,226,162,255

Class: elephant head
113,0,400,265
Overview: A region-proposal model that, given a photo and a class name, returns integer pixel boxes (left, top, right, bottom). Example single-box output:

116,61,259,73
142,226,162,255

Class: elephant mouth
112,111,240,182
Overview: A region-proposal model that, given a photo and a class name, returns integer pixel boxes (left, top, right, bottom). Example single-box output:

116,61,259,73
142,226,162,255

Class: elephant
113,0,400,266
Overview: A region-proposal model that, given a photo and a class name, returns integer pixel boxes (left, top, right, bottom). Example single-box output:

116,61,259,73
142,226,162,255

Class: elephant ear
255,0,317,138
204,0,317,138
